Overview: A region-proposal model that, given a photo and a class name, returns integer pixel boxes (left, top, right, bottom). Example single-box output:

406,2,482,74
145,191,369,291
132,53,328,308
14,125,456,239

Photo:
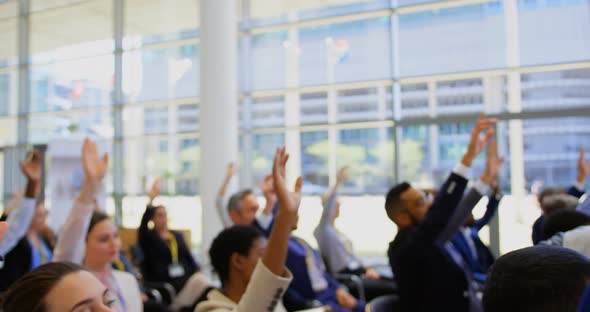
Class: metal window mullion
112,0,124,225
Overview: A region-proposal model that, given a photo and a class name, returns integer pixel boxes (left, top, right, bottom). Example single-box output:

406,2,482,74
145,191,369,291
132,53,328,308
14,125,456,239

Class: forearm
215,197,233,228
217,176,232,198
0,198,36,256
53,198,95,263
262,212,291,277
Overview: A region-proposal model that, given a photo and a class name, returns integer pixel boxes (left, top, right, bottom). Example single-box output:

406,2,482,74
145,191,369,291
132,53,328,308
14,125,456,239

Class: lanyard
295,237,325,271
167,233,179,263
114,258,125,271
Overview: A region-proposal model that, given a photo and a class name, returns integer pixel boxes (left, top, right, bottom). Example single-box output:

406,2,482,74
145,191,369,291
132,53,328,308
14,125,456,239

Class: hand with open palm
272,146,302,224
577,147,589,185
80,138,109,202
21,150,42,183
462,114,496,167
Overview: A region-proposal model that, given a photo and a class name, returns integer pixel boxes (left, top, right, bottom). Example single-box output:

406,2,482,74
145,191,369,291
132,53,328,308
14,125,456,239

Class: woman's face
44,270,116,312
30,202,48,233
153,206,168,232
86,220,121,267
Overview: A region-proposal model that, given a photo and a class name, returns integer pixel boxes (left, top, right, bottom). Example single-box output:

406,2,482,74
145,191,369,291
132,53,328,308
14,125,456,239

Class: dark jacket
0,234,53,291
138,205,200,291
388,172,471,312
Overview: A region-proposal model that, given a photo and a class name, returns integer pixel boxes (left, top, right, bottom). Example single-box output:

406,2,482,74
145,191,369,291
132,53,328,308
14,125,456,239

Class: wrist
461,154,474,167
576,174,586,185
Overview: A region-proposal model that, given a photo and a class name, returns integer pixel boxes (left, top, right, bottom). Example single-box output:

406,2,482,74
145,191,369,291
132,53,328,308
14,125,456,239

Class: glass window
0,118,17,147
176,138,200,194
523,117,590,188
399,125,432,186
400,83,429,118
144,106,169,135
249,31,288,91
0,1,17,20
0,17,17,68
299,17,391,86
518,0,590,66
252,133,285,183
300,92,328,125
30,0,113,63
336,87,383,122
521,69,590,111
28,110,114,144
248,0,389,27
177,104,200,133
0,71,17,116
399,2,506,77
250,96,284,128
123,44,200,103
301,131,329,194
124,137,175,195
124,0,199,49
30,55,114,113
437,78,485,115
337,127,394,194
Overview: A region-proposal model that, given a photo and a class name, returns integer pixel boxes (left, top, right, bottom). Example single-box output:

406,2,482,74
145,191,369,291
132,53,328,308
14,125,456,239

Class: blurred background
0,0,589,260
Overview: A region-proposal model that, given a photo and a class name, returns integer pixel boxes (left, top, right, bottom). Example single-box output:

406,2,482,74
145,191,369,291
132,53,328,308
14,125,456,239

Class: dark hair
385,182,411,222
483,245,590,312
227,189,254,214
541,194,578,216
538,187,566,212
1,262,87,312
541,210,590,240
88,210,110,237
209,225,263,287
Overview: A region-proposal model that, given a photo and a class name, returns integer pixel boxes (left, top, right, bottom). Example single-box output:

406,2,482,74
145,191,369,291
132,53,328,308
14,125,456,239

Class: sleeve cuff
573,181,585,192
256,213,274,230
453,163,472,180
473,180,492,197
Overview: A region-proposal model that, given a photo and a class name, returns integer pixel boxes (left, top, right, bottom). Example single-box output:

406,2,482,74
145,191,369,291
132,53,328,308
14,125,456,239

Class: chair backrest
368,294,400,312
119,227,192,262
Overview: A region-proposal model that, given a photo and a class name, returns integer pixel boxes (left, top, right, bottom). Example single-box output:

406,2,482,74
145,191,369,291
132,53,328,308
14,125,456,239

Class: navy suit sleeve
175,232,200,272
438,187,483,244
138,204,156,243
253,203,279,238
475,195,500,231
417,172,468,246
568,186,585,199
283,287,314,311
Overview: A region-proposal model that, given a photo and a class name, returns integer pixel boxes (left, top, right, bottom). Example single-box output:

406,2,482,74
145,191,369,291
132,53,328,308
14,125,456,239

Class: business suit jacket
283,236,342,311
138,205,201,291
532,186,586,245
388,171,474,312
452,193,500,276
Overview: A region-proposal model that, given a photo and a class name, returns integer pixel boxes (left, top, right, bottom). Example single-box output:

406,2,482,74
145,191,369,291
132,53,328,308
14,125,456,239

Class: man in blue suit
283,220,366,311
386,114,503,312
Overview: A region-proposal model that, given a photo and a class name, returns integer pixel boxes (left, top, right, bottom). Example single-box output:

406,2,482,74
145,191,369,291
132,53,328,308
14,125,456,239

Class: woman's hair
1,262,87,312
87,210,110,237
209,225,263,287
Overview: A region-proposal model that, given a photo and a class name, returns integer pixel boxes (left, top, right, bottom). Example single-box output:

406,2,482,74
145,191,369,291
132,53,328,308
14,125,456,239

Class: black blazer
388,172,470,312
138,205,200,291
0,235,53,291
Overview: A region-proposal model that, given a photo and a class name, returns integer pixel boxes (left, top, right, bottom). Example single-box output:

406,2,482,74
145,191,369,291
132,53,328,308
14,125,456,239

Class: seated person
532,148,588,244
53,139,143,312
314,167,397,300
578,286,590,312
451,179,501,282
139,178,210,310
541,209,590,242
216,162,277,234
386,114,501,311
196,146,299,312
0,150,47,291
483,245,590,312
2,262,119,311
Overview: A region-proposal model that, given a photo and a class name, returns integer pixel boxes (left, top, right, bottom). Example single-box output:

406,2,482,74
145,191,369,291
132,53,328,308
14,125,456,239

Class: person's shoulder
113,270,139,287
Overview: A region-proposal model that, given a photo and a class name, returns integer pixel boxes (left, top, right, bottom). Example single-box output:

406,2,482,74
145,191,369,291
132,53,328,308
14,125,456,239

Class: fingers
102,153,109,167
294,176,303,193
580,147,586,162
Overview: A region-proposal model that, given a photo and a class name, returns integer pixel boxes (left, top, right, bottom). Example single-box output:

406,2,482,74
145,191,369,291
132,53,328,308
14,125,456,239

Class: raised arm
318,167,348,229
475,180,501,231
254,174,278,233
216,163,236,228
419,114,496,246
0,150,42,256
53,138,108,263
570,148,588,198
139,179,160,240
234,147,301,310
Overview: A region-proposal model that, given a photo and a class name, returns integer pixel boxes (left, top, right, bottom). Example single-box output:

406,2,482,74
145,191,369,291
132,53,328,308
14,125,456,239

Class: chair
367,294,400,312
321,255,366,301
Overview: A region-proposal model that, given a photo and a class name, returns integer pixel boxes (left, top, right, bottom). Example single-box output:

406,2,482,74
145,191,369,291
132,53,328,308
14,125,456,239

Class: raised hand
149,177,161,202
260,175,277,215
336,167,349,185
481,140,505,184
81,138,109,193
0,221,8,243
577,147,589,185
336,288,357,310
21,150,42,182
226,163,237,178
462,114,496,167
272,147,302,221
